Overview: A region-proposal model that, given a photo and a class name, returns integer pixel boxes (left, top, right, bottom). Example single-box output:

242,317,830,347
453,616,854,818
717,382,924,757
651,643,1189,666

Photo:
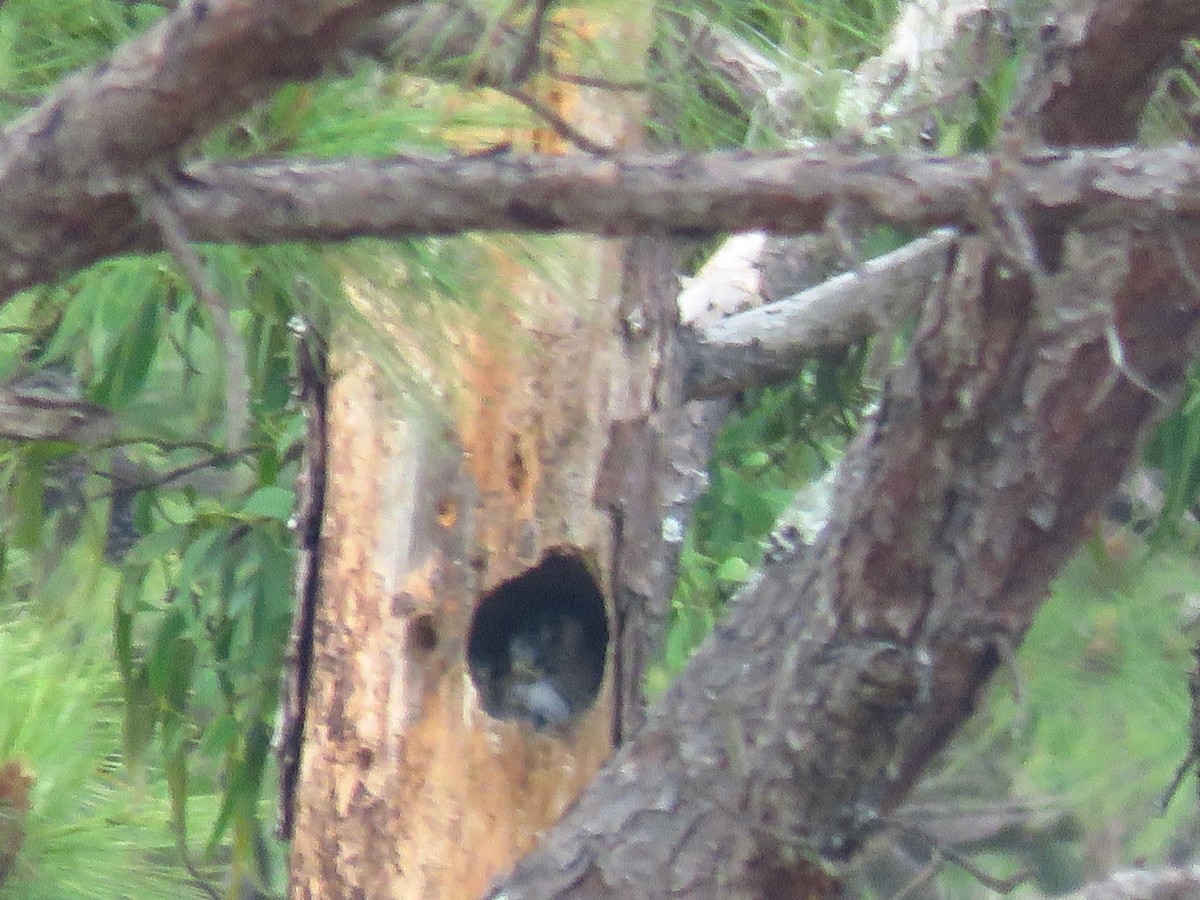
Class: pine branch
0,0,409,304
138,144,1200,239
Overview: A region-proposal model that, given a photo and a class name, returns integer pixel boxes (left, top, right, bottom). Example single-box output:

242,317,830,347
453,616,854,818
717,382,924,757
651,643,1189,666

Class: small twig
994,189,1049,287
466,0,532,86
96,435,231,455
889,852,943,900
92,450,239,499
511,0,555,83
1168,225,1200,296
498,85,613,155
1101,319,1174,408
547,67,647,92
968,155,1051,294
990,631,1029,735
884,818,1033,895
1161,640,1200,811
182,857,221,900
137,176,250,452
824,203,865,270
1158,751,1196,812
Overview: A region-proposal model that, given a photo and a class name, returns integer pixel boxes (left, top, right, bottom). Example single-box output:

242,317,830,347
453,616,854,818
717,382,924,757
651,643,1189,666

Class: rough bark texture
685,229,956,398
0,0,1196,897
485,223,1200,900
481,1,1200,895
118,145,1200,245
0,0,408,303
285,10,708,897
595,237,713,741
286,325,621,899
275,328,329,840
3,1,1200,303
1009,0,1198,145
284,246,703,896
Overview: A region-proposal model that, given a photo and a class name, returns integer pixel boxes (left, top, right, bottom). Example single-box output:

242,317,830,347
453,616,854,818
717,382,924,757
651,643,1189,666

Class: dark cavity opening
467,550,608,732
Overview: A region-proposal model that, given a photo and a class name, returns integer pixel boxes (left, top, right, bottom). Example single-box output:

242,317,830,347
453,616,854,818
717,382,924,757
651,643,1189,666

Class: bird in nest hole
494,615,597,732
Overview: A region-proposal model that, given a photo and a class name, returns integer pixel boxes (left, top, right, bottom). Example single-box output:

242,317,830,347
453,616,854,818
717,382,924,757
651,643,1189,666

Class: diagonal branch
0,0,410,304
483,0,1200,895
684,228,957,398
486,222,1200,900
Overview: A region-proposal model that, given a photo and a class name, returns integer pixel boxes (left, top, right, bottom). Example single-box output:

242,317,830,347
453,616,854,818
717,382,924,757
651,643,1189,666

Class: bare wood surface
686,229,957,398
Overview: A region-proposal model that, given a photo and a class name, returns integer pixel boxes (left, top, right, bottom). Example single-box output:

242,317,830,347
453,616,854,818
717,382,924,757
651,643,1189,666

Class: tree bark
0,0,1197,897
2,1,1200,304
486,222,1200,900
283,9,709,897
484,1,1200,894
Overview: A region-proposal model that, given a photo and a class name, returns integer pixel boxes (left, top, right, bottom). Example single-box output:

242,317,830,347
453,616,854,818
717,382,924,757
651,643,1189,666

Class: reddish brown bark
482,2,1200,895
485,221,1200,898
0,0,408,302
2,1,1200,304
0,1,1196,898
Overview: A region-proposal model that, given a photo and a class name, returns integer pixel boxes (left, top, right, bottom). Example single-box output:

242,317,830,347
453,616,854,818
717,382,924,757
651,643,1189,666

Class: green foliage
651,0,900,149
1137,48,1200,540
0,0,165,110
8,0,1200,897
0,0,603,893
0,0,567,892
651,349,870,693
0,248,303,894
917,537,1200,896
1141,39,1200,145
0,612,207,899
1145,373,1200,541
931,47,1021,154
643,4,1200,893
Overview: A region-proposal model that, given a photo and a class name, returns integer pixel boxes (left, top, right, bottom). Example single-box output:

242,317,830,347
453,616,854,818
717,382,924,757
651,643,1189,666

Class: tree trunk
286,318,620,898
486,225,1200,900
283,10,704,898
484,2,1200,895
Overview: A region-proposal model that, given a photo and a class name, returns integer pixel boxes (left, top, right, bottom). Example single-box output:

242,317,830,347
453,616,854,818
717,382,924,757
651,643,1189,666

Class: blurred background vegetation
1,0,1200,897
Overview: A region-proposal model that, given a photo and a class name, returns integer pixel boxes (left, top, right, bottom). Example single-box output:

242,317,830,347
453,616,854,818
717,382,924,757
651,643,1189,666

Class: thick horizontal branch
0,0,1196,308
9,142,1200,304
164,145,1200,243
